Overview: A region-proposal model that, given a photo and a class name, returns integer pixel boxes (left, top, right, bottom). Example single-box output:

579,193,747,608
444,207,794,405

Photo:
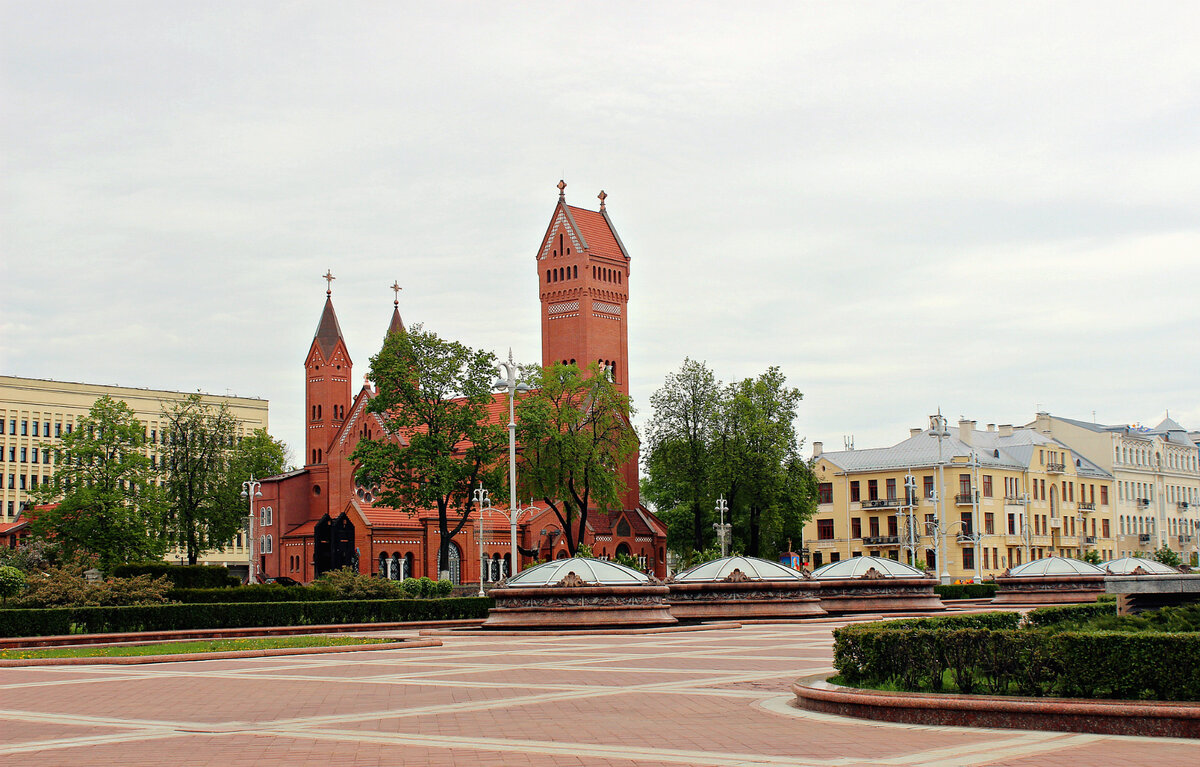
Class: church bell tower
304,272,352,467
536,182,638,507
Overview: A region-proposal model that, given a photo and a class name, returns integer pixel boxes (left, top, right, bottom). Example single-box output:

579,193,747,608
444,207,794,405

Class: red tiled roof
284,520,319,538
567,205,626,261
0,520,28,535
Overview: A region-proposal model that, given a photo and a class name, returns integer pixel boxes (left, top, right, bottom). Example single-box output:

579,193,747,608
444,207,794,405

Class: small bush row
0,597,493,638
168,577,454,604
1021,602,1115,628
933,583,998,600
111,564,238,589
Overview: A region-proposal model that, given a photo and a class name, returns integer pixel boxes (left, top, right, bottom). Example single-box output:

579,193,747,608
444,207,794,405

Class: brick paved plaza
1,621,1195,766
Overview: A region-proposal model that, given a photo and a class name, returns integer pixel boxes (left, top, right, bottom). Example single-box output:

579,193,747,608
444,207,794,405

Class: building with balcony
1030,413,1200,565
0,375,269,569
804,416,1117,581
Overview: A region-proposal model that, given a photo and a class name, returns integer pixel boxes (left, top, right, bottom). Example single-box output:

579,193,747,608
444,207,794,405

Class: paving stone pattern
1,622,1196,765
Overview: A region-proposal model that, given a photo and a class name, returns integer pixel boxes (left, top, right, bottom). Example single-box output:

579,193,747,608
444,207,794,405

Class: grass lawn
0,635,396,660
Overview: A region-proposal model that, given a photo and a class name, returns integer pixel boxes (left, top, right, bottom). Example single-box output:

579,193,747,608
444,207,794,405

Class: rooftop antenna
844,435,854,451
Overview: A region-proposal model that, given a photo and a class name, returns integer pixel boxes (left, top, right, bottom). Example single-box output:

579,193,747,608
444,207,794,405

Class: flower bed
832,605,1200,702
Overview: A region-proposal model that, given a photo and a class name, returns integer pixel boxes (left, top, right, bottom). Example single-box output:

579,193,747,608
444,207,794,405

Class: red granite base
814,577,945,614
793,674,1200,739
482,584,678,629
667,580,826,621
993,574,1107,605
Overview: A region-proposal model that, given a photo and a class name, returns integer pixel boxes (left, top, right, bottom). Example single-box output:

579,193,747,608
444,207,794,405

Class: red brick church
256,183,667,585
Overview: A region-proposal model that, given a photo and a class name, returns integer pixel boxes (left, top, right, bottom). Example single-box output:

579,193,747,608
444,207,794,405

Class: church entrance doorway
313,512,356,576
437,541,462,584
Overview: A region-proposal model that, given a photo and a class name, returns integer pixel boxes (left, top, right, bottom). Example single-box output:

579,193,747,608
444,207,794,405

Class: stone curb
0,637,443,667
792,673,1200,739
420,621,743,637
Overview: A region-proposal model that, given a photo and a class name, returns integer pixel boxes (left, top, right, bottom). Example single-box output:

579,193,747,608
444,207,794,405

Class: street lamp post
240,477,263,584
493,350,531,575
473,484,491,597
897,473,919,567
929,412,950,583
713,496,731,557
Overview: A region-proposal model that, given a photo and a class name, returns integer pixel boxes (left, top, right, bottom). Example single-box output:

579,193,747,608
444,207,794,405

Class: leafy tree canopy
515,362,638,555
353,324,507,577
29,395,167,570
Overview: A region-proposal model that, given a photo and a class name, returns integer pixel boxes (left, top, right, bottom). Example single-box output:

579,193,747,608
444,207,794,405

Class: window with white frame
260,506,273,526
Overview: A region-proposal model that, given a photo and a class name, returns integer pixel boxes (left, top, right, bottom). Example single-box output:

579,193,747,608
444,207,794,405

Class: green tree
219,427,289,518
1152,545,1182,568
643,359,721,552
29,396,167,569
516,362,638,555
352,324,507,579
713,368,814,558
1082,549,1102,565
160,395,242,564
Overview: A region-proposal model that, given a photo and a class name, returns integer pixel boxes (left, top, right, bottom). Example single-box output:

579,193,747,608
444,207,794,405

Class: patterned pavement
1,622,1196,766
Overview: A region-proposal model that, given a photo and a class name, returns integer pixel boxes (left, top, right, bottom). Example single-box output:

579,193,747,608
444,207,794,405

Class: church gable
538,205,586,262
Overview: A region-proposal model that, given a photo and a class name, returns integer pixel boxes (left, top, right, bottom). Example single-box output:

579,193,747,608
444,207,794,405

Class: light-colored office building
0,376,269,568
1031,413,1200,565
805,416,1117,582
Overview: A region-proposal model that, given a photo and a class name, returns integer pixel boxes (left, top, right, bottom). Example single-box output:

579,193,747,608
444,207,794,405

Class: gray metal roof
819,426,1111,478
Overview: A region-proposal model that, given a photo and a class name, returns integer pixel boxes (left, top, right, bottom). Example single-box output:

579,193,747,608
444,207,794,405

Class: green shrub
1022,603,1114,628
0,566,25,604
16,567,171,608
312,568,403,599
833,607,1200,702
435,579,453,597
883,612,1020,631
111,564,236,589
400,578,422,598
168,585,335,603
0,597,494,638
934,583,998,600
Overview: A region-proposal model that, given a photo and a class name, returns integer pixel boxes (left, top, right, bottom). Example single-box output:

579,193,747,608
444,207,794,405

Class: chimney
910,427,922,437
958,419,975,446
999,424,1014,437
813,441,823,458
1035,412,1051,434
987,423,995,432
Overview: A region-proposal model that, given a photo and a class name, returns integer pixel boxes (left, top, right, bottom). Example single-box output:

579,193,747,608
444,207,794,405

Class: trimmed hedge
883,612,1019,631
111,564,238,589
0,597,493,638
834,611,1200,701
934,583,998,600
1022,602,1115,628
168,586,343,603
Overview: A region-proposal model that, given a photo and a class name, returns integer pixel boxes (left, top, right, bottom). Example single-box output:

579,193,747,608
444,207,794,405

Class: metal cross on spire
323,270,336,295
390,280,402,307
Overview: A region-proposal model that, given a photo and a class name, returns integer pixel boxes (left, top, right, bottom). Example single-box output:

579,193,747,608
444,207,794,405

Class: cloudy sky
2,2,1198,465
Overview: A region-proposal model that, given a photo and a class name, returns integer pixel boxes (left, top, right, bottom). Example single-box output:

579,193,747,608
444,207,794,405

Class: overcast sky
2,2,1198,466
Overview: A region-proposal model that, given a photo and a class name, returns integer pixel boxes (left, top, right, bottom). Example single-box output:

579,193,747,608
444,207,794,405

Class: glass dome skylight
673,556,807,582
810,556,926,580
1100,556,1179,575
505,557,650,587
1006,556,1105,577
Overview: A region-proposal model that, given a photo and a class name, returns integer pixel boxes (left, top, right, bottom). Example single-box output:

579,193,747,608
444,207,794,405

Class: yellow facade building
0,376,270,569
803,417,1117,582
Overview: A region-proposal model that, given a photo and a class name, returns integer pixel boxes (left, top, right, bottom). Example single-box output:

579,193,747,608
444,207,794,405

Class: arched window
546,270,550,283
405,552,414,580
392,552,402,580
502,553,511,579
379,551,389,577
572,265,577,278
317,404,322,419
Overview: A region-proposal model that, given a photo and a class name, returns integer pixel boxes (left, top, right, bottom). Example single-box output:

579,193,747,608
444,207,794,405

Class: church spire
313,291,346,361
387,280,406,337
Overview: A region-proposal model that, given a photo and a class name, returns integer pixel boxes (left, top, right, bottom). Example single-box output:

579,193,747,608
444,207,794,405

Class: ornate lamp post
473,483,491,597
240,477,263,584
493,350,531,574
929,412,950,583
713,496,731,557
